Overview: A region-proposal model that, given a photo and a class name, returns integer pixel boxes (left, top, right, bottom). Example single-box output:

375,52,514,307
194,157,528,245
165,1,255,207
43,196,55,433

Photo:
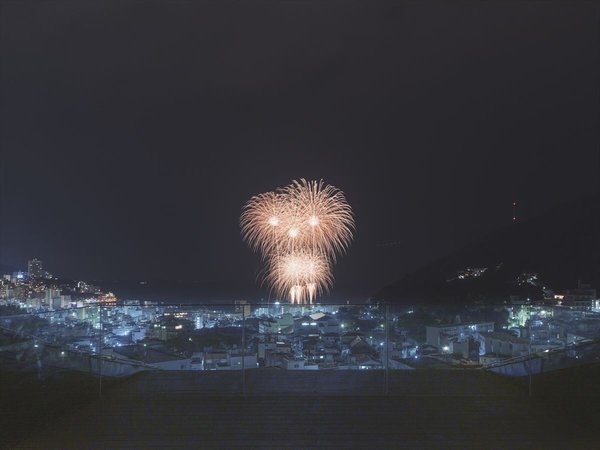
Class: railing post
528,321,532,397
385,303,389,395
99,305,103,397
242,306,246,396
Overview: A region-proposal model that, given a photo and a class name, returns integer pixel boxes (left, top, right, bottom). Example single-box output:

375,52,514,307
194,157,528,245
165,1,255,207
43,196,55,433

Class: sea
99,280,373,307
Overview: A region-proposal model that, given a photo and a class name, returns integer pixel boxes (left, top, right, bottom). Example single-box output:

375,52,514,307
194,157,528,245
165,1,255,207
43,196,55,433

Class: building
354,355,383,370
294,313,340,335
234,300,251,317
28,258,43,279
201,349,258,370
59,295,72,309
285,358,319,370
77,281,99,294
203,350,230,370
452,337,481,360
45,288,61,309
425,322,494,349
113,345,191,370
259,313,294,334
481,331,530,357
12,271,27,283
148,316,194,340
563,281,596,310
228,353,258,370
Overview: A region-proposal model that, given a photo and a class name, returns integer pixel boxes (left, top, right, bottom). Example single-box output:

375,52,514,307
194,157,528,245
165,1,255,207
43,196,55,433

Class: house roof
354,354,382,365
113,345,186,363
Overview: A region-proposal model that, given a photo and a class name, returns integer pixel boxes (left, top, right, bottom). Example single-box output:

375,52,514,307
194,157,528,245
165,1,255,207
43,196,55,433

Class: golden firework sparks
282,179,354,260
266,250,333,304
241,179,354,304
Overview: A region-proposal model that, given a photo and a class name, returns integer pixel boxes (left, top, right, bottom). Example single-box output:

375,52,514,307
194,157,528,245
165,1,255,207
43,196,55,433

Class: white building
426,322,494,349
481,331,529,357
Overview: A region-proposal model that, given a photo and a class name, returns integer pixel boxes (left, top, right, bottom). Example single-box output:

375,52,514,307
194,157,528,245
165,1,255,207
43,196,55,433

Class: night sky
1,1,598,300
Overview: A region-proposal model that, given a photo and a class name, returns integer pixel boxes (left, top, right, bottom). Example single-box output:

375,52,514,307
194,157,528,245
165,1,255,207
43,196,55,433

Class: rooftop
112,345,185,363
426,322,495,329
481,331,530,344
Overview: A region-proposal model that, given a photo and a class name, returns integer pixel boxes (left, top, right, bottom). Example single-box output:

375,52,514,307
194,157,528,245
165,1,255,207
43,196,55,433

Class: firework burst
282,179,354,259
241,179,354,304
240,191,287,257
266,250,333,303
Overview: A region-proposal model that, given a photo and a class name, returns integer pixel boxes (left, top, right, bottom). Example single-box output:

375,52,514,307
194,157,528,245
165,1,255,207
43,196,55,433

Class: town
2,259,600,377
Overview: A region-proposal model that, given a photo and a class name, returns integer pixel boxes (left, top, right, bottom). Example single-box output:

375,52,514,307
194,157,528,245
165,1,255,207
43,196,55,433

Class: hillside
376,195,600,304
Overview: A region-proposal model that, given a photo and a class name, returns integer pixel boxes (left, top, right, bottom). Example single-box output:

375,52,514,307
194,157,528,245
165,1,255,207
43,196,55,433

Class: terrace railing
1,302,599,396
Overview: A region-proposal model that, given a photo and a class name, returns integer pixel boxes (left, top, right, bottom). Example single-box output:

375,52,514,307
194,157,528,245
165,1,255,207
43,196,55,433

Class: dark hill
376,195,600,304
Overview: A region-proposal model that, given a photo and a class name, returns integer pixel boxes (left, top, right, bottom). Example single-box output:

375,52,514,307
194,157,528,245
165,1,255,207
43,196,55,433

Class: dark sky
0,1,598,300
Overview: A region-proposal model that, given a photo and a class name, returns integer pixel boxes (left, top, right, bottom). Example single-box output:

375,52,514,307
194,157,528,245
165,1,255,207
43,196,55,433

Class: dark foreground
3,366,600,449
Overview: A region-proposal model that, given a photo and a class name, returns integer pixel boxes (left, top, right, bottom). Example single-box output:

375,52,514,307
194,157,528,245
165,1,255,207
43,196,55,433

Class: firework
240,191,287,257
266,250,333,304
241,179,354,304
282,179,354,259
